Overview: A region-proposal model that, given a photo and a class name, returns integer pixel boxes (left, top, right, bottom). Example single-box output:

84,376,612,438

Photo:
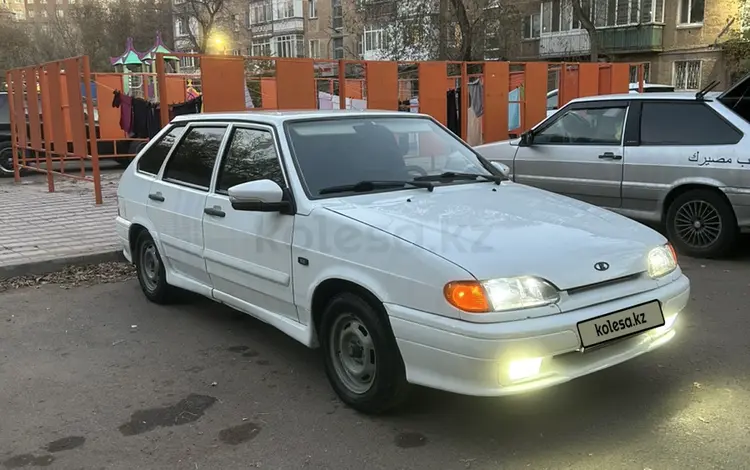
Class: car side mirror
518,131,533,147
228,179,293,214
490,161,510,178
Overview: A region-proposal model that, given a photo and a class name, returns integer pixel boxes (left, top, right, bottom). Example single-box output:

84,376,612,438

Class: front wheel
320,292,410,414
134,231,179,304
666,189,738,258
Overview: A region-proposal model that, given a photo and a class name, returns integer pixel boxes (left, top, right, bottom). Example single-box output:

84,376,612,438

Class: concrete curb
0,250,127,280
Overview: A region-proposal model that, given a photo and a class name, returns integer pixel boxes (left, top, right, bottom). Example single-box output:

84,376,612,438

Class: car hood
322,183,666,290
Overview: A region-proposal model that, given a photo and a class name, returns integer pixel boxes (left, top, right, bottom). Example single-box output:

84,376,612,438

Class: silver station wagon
477,77,750,259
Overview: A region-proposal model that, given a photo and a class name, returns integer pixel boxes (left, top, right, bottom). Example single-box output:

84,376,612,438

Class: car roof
570,92,703,103
171,109,422,125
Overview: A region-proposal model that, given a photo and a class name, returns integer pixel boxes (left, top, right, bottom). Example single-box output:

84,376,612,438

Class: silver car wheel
329,314,377,395
674,200,722,249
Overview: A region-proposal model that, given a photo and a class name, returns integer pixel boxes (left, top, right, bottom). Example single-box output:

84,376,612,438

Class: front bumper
387,273,690,397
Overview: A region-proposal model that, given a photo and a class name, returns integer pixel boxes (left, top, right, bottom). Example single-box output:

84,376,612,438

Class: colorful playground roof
109,33,178,67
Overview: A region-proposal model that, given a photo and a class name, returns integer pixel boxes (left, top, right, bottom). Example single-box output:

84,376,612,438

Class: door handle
148,192,165,202
598,152,623,160
204,206,226,218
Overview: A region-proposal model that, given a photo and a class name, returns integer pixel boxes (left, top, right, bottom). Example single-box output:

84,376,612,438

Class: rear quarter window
639,101,742,146
137,125,186,175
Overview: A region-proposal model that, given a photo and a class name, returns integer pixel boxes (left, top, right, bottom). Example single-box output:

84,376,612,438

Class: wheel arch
660,180,735,224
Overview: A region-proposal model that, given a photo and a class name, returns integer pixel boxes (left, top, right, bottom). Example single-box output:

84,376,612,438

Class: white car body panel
116,110,690,398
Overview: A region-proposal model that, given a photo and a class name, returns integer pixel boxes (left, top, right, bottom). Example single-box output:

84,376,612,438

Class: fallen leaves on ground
0,261,136,292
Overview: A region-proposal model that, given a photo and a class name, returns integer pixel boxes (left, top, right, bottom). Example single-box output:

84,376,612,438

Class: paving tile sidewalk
0,172,125,278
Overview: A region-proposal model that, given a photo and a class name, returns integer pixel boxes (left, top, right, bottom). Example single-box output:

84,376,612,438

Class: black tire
0,141,15,178
134,231,179,304
320,292,410,415
665,189,738,258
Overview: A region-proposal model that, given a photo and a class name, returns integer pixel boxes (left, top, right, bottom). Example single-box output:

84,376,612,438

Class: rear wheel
666,189,738,258
0,141,14,177
320,292,410,415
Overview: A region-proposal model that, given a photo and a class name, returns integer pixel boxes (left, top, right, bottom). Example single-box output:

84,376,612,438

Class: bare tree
173,0,235,53
346,0,522,61
0,21,34,88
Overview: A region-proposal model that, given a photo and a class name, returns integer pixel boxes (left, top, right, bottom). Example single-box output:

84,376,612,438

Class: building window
522,13,541,39
175,17,187,37
274,0,293,19
250,1,272,23
308,0,316,18
180,51,196,69
252,40,272,57
673,60,701,90
332,37,344,59
274,34,304,57
332,0,342,29
308,39,320,58
678,0,703,24
56,7,62,16
629,63,651,82
363,27,388,53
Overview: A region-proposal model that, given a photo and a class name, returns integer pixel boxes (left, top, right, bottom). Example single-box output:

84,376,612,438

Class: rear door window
639,102,742,146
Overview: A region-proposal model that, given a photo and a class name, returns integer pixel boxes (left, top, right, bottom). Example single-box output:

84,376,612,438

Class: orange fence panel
598,65,612,95
9,69,26,151
366,61,398,111
578,63,599,98
201,56,246,113
611,63,630,93
64,58,87,159
524,62,547,131
165,76,187,105
484,61,509,143
276,59,316,109
95,74,128,140
419,62,447,125
43,62,68,160
345,80,364,100
261,78,278,109
25,67,43,152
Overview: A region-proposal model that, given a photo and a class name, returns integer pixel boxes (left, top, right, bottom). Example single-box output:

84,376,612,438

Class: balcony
597,24,663,53
539,24,664,58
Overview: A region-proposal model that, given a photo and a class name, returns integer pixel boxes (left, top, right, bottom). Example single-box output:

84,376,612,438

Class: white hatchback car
115,110,690,414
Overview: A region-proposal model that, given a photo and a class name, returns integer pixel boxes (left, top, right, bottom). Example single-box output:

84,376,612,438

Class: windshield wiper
318,180,434,195
413,171,504,184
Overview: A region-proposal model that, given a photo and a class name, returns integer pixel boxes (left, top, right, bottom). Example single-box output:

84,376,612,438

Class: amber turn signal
444,281,490,313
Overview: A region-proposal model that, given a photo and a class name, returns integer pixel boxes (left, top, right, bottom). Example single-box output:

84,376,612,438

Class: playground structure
6,52,645,204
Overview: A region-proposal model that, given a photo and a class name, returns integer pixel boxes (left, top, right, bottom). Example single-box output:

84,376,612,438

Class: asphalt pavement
1,252,749,470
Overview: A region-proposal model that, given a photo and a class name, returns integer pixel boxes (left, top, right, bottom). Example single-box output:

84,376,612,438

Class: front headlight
444,276,560,313
647,244,678,279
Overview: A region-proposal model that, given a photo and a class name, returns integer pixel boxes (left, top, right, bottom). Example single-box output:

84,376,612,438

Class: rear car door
513,100,629,209
147,124,229,290
202,124,297,321
621,100,744,217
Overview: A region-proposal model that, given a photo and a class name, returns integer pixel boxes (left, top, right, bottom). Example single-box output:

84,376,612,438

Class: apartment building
247,0,306,57
518,0,746,90
173,0,249,64
304,0,358,59
17,0,73,22
0,0,25,20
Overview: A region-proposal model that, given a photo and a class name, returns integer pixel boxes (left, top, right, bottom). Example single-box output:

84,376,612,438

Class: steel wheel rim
329,314,377,395
674,200,722,249
139,241,160,292
0,148,13,175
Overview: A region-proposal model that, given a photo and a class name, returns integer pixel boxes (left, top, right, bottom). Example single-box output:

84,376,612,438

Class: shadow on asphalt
173,286,707,462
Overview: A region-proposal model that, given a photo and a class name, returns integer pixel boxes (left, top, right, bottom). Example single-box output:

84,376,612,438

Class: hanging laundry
112,90,134,135
131,97,151,139
171,96,203,118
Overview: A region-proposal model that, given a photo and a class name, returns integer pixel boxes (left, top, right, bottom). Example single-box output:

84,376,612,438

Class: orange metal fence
8,54,644,204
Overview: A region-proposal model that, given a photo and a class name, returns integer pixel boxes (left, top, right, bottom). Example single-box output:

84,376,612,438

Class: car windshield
285,116,497,198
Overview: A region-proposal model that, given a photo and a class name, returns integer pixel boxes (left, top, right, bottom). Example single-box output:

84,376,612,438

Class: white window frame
522,12,541,39
672,60,702,91
274,34,303,57
541,0,665,35
251,1,272,23
175,17,188,37
252,39,272,57
308,39,320,58
362,26,388,53
629,62,651,82
308,0,317,18
677,0,703,25
274,0,294,19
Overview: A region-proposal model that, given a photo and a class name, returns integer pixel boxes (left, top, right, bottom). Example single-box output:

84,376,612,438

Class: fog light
508,357,543,381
